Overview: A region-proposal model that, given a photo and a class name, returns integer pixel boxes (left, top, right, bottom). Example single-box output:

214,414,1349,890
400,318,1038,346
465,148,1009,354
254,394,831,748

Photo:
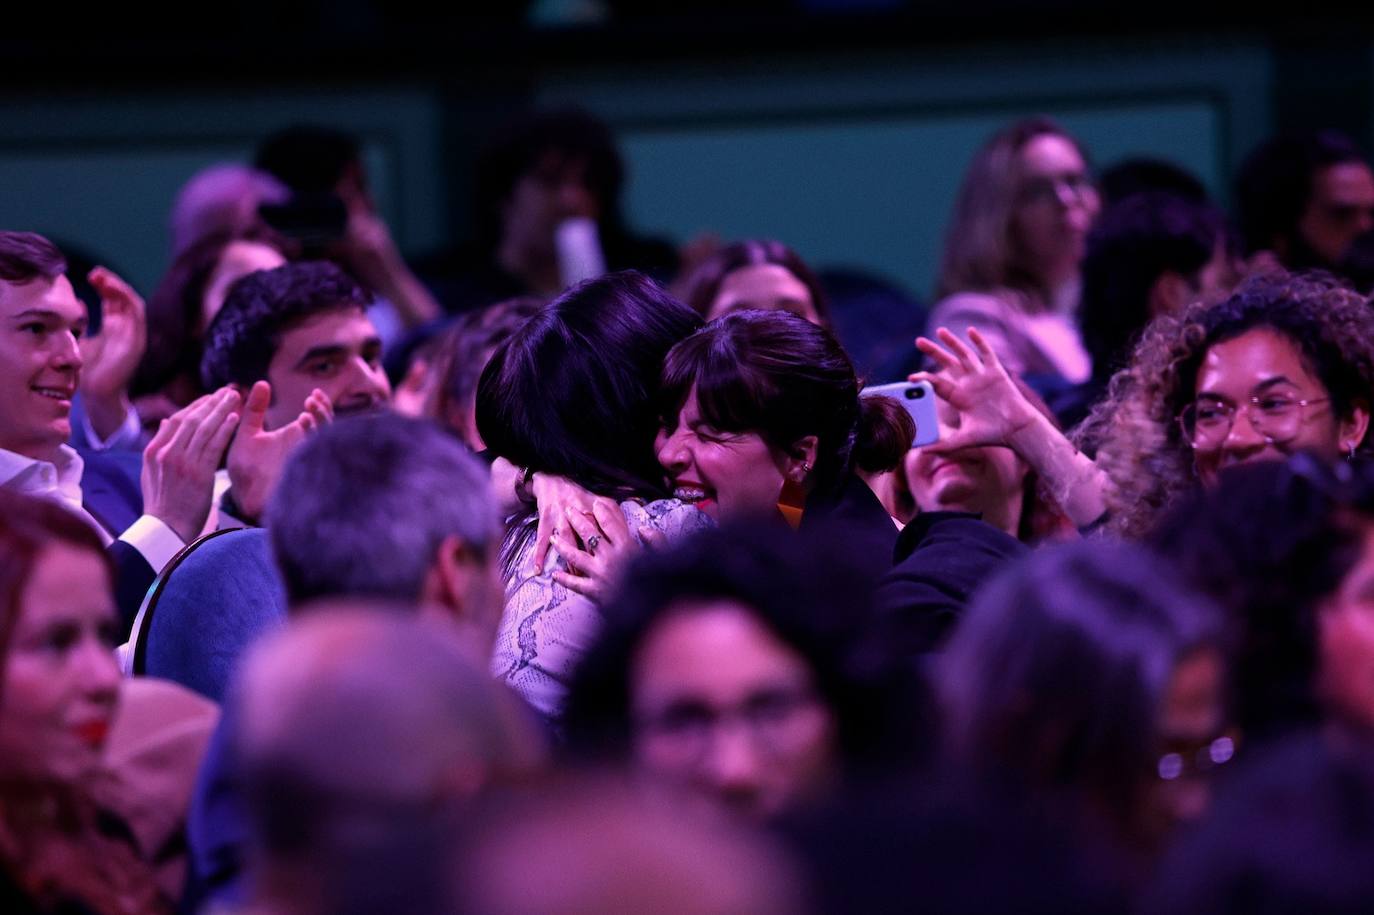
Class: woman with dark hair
929,117,1099,386
650,309,910,576
132,227,288,429
562,522,929,821
682,239,830,326
0,492,217,913
911,269,1374,538
939,540,1231,859
477,271,710,718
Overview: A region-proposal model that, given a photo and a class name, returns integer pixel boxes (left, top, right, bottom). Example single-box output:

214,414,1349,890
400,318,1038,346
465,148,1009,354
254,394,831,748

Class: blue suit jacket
77,447,155,637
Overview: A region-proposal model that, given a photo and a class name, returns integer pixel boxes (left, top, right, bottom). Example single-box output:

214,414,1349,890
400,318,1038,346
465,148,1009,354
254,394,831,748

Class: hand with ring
550,497,637,604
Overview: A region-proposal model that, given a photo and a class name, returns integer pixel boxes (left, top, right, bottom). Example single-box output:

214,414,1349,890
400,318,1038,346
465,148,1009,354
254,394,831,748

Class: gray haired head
267,412,498,607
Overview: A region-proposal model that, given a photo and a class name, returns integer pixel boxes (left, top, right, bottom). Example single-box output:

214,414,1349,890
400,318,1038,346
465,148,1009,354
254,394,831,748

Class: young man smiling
0,231,238,632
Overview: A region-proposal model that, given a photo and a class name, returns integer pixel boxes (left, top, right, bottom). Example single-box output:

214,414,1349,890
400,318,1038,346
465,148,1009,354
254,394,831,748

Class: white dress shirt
0,444,184,573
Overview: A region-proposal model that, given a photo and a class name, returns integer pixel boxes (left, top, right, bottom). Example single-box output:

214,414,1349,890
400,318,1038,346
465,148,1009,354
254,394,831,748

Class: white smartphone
861,380,940,447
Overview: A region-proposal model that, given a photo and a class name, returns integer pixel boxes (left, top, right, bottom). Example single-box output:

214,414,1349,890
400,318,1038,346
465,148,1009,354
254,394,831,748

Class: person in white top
929,117,1100,386
0,231,242,631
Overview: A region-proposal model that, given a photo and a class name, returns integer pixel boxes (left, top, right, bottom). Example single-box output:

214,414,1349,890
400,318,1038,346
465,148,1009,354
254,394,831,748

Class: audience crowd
6,108,1374,913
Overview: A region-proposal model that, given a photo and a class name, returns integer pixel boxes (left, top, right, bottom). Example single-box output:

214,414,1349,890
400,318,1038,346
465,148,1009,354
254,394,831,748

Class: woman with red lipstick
0,492,215,914
651,310,911,581
0,492,157,913
929,117,1099,388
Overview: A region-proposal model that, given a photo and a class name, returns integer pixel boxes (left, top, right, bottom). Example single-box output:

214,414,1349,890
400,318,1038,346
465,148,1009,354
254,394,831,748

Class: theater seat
133,528,287,703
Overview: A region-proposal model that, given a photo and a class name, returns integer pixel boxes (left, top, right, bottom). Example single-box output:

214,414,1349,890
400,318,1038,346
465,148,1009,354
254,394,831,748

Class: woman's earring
1349,443,1358,462
778,462,813,530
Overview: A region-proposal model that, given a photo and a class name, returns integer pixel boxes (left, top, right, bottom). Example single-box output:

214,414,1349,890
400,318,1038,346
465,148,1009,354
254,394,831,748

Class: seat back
136,528,287,703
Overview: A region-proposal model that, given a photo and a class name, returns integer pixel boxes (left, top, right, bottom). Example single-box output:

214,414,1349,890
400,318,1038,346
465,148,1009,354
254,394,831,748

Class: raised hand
226,381,332,522
141,388,242,543
910,326,1040,453
79,267,149,440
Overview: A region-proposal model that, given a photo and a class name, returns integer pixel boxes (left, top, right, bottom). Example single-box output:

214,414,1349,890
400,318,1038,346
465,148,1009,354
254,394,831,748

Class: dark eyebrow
10,308,86,331
1197,376,1300,402
294,344,348,368
11,308,68,322
1253,377,1297,394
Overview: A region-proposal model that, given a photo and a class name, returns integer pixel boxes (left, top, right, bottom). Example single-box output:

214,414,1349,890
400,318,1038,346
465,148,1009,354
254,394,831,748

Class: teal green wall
0,89,444,294
0,36,1279,302
541,38,1271,299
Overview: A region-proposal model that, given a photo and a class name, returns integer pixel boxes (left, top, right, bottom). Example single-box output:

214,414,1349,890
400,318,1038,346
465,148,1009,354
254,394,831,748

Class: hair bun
854,394,915,473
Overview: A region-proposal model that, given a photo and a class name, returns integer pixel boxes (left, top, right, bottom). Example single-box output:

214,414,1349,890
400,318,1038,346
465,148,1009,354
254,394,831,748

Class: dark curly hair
199,260,368,390
135,226,289,399
1078,270,1374,538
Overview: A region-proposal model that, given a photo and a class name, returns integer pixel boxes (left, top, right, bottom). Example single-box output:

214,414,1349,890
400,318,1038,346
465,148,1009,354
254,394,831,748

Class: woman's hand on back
550,498,654,603
530,472,600,571
910,326,1041,453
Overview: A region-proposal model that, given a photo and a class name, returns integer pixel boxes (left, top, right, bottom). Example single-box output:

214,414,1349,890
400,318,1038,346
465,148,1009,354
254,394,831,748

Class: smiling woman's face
1187,328,1355,487
655,389,792,521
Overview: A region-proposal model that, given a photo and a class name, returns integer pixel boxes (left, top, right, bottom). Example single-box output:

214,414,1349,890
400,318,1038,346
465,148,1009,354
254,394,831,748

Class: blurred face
1011,134,1100,284
0,543,120,784
1297,162,1374,267
202,240,288,328
1148,648,1229,838
630,600,837,820
707,265,821,325
264,308,391,430
1318,523,1374,732
904,396,1028,536
501,152,601,257
1191,240,1241,306
0,275,85,461
655,390,791,521
1188,329,1357,487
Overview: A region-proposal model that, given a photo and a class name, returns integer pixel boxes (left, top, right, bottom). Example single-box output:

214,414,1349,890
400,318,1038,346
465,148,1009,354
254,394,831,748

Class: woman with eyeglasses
928,117,1100,388
911,270,1374,539
938,540,1233,863
561,523,930,822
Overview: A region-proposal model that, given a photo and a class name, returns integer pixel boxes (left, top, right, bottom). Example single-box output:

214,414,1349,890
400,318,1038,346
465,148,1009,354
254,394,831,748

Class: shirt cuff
81,400,142,452
118,514,186,574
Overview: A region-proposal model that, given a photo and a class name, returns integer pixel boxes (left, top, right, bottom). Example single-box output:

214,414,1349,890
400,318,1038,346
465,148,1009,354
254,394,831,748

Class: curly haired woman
913,270,1374,539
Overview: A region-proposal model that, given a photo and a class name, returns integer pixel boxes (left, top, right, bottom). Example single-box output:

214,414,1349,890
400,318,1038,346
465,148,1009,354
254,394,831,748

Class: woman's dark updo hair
683,238,830,324
853,396,917,475
477,270,702,500
659,310,909,498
